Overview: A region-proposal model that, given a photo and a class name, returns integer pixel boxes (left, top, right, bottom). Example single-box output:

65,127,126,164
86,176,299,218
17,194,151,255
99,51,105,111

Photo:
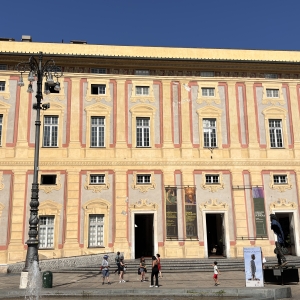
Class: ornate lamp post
16,52,62,288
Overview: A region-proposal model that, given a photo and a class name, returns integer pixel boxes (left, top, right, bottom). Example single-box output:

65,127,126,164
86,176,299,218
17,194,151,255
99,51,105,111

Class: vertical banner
166,187,178,238
252,187,267,237
184,187,198,238
244,247,264,287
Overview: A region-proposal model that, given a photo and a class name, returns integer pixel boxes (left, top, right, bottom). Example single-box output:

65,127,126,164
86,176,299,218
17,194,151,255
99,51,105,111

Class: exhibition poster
244,247,264,287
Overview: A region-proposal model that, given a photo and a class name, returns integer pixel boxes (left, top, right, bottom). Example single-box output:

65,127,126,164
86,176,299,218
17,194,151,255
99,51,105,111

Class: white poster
244,247,264,287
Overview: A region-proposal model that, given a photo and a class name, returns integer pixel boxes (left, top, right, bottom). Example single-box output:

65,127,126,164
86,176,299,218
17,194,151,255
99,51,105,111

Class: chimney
21,35,32,42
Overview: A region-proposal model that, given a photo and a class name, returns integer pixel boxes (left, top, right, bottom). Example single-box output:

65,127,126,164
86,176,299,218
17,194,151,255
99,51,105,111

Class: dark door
135,214,153,258
206,213,225,257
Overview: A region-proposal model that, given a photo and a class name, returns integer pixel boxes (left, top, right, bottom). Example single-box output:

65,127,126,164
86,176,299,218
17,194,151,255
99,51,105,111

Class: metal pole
22,52,43,272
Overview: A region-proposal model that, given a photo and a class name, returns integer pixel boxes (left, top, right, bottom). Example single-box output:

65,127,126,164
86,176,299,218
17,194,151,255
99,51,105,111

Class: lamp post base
19,271,29,289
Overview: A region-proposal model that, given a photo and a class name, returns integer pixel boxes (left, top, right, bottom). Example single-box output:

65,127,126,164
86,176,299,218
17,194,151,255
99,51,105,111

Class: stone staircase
8,254,300,274
56,255,300,274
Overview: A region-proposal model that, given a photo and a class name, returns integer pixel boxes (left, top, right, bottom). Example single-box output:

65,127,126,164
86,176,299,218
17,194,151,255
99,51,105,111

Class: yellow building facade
0,39,300,264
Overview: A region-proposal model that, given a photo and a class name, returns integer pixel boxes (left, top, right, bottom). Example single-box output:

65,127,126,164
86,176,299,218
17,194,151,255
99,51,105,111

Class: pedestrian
212,261,220,286
270,214,288,267
101,255,111,285
139,256,146,282
114,251,121,274
156,253,162,278
119,258,126,283
150,255,159,288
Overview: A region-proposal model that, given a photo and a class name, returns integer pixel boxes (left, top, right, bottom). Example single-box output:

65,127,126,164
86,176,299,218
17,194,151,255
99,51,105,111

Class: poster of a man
166,187,177,205
184,187,196,204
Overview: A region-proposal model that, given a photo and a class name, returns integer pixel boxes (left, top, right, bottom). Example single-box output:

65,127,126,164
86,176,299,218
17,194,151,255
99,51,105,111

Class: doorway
206,213,226,257
134,214,154,258
275,212,296,255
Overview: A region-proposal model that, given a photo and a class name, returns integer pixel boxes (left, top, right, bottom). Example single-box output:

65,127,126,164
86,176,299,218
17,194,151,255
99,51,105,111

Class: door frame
202,210,230,258
270,209,300,256
130,210,158,259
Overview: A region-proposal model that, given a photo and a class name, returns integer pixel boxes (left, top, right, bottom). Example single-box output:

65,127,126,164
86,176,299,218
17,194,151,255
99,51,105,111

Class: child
212,261,220,286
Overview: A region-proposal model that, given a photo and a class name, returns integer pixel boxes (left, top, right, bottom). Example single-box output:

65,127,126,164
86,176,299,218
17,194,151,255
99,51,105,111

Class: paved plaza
0,269,298,299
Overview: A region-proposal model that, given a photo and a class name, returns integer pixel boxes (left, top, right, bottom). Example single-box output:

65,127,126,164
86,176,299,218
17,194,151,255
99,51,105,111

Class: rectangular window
205,175,220,184
91,68,106,74
0,81,5,91
41,175,57,185
91,84,106,95
39,216,54,249
266,89,279,98
43,116,58,147
202,88,215,97
0,65,7,70
0,114,2,146
91,117,105,147
89,215,104,247
269,119,283,148
136,117,150,147
203,118,217,147
136,86,149,95
200,71,214,77
135,70,150,75
137,174,151,184
273,175,287,184
265,73,278,79
90,174,105,184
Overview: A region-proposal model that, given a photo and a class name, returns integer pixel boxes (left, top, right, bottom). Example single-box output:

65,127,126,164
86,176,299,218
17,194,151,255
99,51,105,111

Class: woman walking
150,256,159,288
119,258,126,283
156,253,162,278
139,256,146,282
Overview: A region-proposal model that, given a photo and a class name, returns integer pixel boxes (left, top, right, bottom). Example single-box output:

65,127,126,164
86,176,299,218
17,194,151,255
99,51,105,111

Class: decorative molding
0,171,4,190
85,79,111,102
39,200,62,215
262,84,284,106
129,199,158,211
200,199,228,211
130,81,155,103
0,77,10,100
0,202,4,217
39,172,62,194
269,172,292,192
131,171,156,193
196,82,221,105
201,172,224,193
270,198,297,210
83,199,111,214
43,94,65,101
84,171,110,193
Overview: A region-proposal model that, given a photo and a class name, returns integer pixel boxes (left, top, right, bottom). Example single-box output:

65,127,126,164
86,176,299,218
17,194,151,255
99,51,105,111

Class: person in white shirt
212,261,220,286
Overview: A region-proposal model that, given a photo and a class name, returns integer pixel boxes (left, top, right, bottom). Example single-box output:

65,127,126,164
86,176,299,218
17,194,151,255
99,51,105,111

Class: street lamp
16,52,62,288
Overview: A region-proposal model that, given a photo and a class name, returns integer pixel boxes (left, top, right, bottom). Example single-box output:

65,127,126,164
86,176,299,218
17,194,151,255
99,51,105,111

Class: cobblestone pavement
0,270,298,299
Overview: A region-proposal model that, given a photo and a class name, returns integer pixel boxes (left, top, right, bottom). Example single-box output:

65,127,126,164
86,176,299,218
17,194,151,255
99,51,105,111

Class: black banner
166,187,178,238
252,187,267,237
184,187,198,238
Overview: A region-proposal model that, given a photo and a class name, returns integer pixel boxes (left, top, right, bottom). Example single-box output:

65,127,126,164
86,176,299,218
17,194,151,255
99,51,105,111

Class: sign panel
252,187,267,237
184,187,198,238
244,247,264,287
166,187,178,238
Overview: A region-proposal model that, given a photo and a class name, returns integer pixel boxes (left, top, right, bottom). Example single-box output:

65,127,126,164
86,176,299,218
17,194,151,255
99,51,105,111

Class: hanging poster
184,187,197,238
252,187,267,237
166,187,178,238
244,247,264,287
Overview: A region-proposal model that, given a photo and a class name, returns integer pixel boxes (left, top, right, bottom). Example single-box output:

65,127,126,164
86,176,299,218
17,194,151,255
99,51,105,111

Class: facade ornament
0,171,4,190
131,171,156,193
85,79,111,102
39,200,62,215
0,203,4,217
129,199,158,211
201,172,224,193
200,199,228,211
269,198,297,210
84,171,110,193
39,172,62,194
269,172,292,192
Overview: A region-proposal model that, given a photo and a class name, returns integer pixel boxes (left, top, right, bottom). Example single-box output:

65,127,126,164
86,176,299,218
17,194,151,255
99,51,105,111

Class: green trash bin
42,271,53,288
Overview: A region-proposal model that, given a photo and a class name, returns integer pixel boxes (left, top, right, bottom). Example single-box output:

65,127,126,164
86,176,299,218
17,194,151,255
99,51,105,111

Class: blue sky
2,0,299,50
